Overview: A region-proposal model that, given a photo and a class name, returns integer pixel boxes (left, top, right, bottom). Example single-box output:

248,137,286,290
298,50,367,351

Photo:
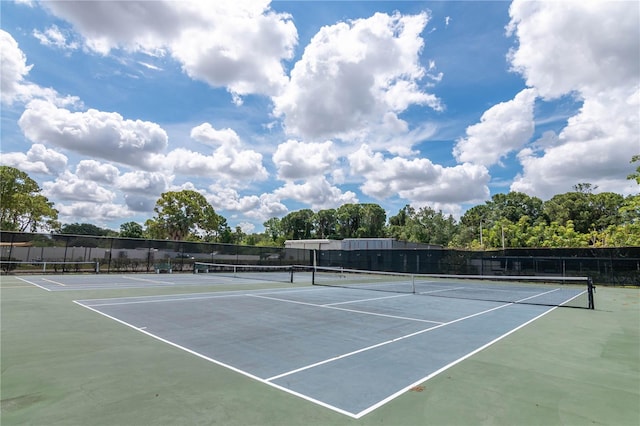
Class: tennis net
0,260,100,274
193,262,297,284
308,266,595,309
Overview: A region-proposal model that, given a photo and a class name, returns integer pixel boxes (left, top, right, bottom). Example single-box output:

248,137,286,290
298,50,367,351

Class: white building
284,238,440,251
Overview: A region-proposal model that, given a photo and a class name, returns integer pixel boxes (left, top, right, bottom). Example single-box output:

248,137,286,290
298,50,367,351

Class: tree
119,221,144,238
336,204,362,238
359,204,387,237
0,166,59,232
60,223,115,236
590,192,625,231
200,205,229,242
627,155,640,184
232,226,245,245
486,192,544,224
620,194,640,224
145,190,226,241
457,204,491,247
414,207,457,246
544,187,625,234
312,209,337,238
281,209,314,240
388,205,456,245
388,205,415,241
263,217,284,244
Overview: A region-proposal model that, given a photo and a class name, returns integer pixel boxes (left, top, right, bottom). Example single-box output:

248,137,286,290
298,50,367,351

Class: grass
1,275,638,425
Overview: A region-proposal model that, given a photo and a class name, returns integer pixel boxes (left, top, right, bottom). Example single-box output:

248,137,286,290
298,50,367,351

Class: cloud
33,25,79,51
273,11,441,140
162,148,268,184
18,99,169,168
0,143,67,175
17,104,267,185
42,171,115,203
349,145,490,204
40,0,297,99
507,0,639,100
237,222,255,234
274,177,358,210
273,140,337,180
1,30,80,106
453,88,537,166
190,123,241,147
206,186,288,221
512,88,640,198
506,0,639,198
124,194,157,213
152,123,268,183
41,166,169,222
55,201,131,225
75,160,120,184
137,61,163,71
116,170,170,194
0,30,33,105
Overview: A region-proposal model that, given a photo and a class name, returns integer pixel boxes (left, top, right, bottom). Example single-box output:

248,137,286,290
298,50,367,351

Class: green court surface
1,275,638,426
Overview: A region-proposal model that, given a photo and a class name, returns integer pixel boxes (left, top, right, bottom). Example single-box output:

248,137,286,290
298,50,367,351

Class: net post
289,266,294,284
411,274,416,294
95,262,100,274
588,277,595,310
312,267,316,285
43,262,46,273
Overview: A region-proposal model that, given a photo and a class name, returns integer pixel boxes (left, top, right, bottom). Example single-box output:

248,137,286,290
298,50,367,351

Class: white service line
416,286,466,295
41,277,66,286
81,293,247,307
248,293,443,324
15,276,51,291
121,275,175,284
324,292,412,306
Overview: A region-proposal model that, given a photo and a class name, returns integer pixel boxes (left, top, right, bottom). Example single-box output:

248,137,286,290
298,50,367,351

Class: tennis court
60,268,590,418
3,267,638,425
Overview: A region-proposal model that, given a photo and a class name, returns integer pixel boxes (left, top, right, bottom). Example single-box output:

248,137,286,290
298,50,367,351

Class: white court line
83,293,247,307
15,276,51,291
42,277,66,286
77,285,330,307
324,292,412,306
72,300,357,418
121,275,175,285
248,293,443,325
415,286,467,295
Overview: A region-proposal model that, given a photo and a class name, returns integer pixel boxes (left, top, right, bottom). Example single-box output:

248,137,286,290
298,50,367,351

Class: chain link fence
1,231,637,285
317,247,639,285
0,231,310,274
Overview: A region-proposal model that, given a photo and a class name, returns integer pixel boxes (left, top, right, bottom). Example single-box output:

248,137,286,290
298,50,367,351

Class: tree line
1,160,639,249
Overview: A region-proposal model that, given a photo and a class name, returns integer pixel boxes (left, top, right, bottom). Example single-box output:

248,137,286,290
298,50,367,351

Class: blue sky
1,0,638,233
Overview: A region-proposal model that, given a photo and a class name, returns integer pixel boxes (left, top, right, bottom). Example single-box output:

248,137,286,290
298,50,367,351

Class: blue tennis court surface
74,284,564,418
